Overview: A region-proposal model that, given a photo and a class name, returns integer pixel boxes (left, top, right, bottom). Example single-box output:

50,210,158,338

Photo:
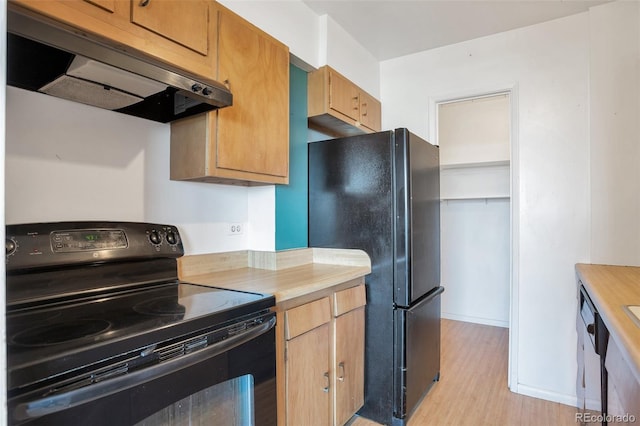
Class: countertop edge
179,248,372,310
178,248,371,276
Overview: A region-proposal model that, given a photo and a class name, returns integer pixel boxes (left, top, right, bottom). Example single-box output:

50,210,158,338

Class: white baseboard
584,397,601,411
513,383,578,408
442,312,509,328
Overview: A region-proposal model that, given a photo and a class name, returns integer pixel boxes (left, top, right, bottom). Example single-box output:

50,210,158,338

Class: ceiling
302,0,609,61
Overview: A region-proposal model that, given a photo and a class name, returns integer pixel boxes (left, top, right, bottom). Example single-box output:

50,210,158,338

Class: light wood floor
350,319,580,426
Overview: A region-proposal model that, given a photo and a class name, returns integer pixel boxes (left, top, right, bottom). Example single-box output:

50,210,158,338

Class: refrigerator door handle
415,286,445,306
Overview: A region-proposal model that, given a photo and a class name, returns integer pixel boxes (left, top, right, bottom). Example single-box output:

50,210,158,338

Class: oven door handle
14,315,276,421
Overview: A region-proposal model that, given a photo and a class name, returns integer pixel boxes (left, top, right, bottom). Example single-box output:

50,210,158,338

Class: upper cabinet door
359,90,381,131
131,0,209,55
328,69,360,122
216,5,289,179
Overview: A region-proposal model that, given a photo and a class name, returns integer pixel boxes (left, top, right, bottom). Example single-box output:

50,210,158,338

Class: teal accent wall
275,65,308,250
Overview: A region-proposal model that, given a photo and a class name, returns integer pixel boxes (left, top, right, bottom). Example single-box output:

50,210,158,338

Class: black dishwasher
578,284,609,425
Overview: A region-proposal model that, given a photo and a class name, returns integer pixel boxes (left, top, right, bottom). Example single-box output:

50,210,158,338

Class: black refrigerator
308,128,443,426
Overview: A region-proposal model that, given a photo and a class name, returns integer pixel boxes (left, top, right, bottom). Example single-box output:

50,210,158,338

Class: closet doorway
437,93,512,330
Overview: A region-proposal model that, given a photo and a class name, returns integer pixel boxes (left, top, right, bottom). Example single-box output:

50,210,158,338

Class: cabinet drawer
285,297,331,340
334,285,366,317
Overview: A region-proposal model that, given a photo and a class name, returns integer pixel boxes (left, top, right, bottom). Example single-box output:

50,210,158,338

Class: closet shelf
441,195,510,202
440,160,510,170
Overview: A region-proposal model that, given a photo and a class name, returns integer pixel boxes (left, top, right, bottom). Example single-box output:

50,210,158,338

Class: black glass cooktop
6,282,274,391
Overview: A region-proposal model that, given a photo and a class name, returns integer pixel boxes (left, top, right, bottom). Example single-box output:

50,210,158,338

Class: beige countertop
575,264,640,384
178,248,371,310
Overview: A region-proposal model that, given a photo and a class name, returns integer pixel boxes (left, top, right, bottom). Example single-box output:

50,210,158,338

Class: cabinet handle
338,362,345,382
362,103,368,117
323,372,330,392
139,0,150,6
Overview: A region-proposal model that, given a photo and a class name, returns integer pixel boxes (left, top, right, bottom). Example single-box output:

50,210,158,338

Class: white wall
5,87,253,255
381,12,591,405
589,1,640,266
318,15,380,97
441,198,511,326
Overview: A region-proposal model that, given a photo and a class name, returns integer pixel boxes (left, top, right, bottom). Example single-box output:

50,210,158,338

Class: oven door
9,313,276,426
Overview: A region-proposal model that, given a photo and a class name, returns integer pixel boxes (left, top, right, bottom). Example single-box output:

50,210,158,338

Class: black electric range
5,222,275,407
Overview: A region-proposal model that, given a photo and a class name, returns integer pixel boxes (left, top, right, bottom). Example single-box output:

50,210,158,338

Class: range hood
7,10,232,123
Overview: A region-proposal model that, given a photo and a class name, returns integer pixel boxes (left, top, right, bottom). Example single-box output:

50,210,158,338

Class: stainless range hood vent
40,74,144,110
7,10,232,123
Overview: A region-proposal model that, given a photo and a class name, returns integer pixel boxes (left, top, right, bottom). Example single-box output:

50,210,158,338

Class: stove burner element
134,297,187,317
12,319,112,347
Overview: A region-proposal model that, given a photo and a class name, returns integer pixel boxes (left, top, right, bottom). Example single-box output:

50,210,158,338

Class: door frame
428,83,520,391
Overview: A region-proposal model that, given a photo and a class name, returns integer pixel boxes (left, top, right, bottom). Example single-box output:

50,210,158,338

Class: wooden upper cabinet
170,3,290,186
328,69,360,122
84,0,116,13
308,65,382,137
359,90,382,132
9,0,216,81
215,3,289,180
12,0,290,186
131,0,209,55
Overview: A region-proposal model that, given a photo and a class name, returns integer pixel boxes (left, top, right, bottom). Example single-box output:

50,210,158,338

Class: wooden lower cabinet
286,321,331,425
280,284,366,426
333,306,365,425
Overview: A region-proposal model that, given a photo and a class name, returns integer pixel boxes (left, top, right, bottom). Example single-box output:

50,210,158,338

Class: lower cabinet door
334,306,365,426
286,324,330,426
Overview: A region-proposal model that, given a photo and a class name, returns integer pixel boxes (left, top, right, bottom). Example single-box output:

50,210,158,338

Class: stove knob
148,231,161,245
166,231,177,245
6,239,16,255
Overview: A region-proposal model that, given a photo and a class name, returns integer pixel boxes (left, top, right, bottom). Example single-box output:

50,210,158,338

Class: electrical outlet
227,223,244,236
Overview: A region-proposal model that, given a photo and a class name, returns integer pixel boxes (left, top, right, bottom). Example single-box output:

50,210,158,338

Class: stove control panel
51,229,128,253
5,221,184,271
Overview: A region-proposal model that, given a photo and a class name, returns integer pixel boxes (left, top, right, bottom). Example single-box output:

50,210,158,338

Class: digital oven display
50,229,128,252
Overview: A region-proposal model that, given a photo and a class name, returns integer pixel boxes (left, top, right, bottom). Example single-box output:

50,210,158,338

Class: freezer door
394,129,441,306
394,286,443,422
